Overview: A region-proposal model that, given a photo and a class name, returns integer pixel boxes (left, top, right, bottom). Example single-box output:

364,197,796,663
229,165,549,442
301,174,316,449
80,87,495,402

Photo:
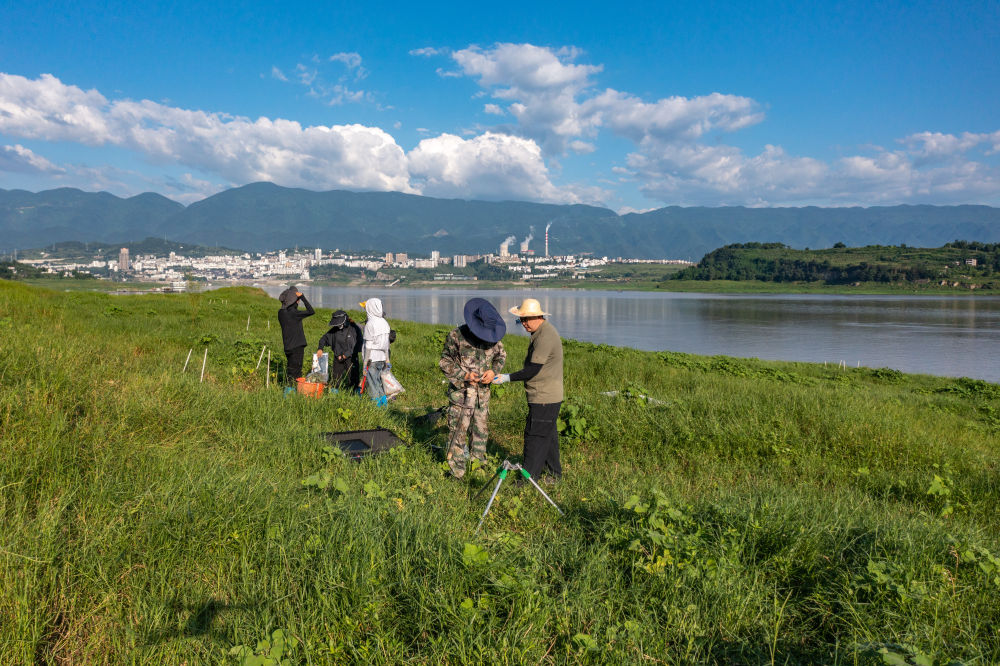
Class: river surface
260,285,1000,381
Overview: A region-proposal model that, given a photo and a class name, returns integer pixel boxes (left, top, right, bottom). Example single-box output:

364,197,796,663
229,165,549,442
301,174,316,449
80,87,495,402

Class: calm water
261,285,1000,381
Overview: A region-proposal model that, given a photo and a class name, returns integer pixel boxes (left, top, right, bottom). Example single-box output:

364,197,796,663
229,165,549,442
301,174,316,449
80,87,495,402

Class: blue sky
1,0,998,211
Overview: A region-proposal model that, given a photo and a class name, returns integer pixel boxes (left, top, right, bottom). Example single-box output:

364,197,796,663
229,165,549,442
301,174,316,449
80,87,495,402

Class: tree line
672,242,1000,284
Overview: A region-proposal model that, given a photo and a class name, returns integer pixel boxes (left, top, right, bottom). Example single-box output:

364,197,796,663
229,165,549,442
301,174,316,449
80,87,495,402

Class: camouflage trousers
446,386,490,478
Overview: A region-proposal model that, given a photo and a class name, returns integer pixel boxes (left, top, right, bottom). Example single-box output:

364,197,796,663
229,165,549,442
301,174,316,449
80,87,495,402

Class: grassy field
2,281,999,664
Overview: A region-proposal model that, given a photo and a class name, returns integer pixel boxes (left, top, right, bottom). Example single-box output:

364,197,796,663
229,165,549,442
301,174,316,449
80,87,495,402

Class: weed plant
1,281,998,664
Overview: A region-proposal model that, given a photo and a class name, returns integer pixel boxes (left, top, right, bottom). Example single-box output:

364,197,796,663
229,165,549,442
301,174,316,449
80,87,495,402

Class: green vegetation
0,260,96,282
673,241,1000,290
18,237,244,261
2,281,999,663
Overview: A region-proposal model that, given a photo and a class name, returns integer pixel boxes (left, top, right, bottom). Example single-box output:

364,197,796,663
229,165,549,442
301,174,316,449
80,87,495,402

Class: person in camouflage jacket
439,299,507,479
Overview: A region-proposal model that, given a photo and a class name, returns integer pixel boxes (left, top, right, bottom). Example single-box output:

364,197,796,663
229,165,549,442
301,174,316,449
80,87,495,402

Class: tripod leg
523,472,565,516
474,471,508,534
471,467,502,503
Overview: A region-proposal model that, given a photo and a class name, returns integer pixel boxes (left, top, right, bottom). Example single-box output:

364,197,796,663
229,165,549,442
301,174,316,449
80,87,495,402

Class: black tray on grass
320,428,405,460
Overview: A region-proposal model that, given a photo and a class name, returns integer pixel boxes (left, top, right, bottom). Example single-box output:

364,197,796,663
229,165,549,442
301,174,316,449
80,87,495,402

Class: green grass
2,281,999,664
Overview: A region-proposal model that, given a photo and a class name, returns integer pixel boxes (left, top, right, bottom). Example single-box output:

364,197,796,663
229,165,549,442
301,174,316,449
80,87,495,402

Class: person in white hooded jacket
360,298,391,402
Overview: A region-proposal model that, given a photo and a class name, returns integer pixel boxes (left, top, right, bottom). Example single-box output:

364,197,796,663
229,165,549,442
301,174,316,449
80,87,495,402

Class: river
260,285,1000,381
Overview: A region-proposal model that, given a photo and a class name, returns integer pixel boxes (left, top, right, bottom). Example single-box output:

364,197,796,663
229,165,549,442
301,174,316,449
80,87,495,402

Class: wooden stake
183,348,192,372
200,348,208,383
255,345,266,370
246,314,251,331
266,350,271,388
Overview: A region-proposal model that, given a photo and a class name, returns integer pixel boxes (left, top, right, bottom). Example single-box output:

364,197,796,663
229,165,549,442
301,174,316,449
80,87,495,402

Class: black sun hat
328,310,348,327
463,298,506,344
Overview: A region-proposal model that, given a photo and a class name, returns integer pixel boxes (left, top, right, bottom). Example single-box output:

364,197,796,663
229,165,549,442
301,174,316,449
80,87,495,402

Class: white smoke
500,235,517,254
519,226,535,253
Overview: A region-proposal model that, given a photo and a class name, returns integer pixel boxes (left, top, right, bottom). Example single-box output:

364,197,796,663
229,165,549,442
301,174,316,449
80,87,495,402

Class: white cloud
409,47,446,57
448,43,763,156
626,138,1000,206
0,72,413,194
329,52,367,80
0,144,63,174
442,43,1000,206
407,131,579,203
277,54,370,105
483,103,505,115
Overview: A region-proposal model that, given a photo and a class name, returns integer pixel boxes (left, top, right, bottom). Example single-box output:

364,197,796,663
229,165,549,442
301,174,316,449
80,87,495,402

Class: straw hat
508,298,548,317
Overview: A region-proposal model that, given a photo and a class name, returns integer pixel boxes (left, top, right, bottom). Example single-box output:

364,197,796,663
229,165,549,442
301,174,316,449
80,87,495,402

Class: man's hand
464,371,479,382
480,370,496,384
295,291,303,298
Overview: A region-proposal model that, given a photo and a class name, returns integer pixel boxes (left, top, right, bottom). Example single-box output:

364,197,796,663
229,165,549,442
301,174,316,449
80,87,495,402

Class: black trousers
330,356,359,389
284,346,305,384
522,401,562,479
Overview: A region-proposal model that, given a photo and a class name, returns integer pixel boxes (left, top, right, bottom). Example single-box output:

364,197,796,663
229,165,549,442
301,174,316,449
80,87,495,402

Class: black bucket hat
278,287,298,308
328,309,348,328
463,298,506,344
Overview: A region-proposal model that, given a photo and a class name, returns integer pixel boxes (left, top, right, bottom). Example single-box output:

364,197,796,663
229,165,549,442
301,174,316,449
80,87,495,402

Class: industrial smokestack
519,227,534,254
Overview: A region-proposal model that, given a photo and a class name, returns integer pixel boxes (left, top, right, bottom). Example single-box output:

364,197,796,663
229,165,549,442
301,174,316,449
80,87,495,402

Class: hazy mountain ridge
3,183,999,259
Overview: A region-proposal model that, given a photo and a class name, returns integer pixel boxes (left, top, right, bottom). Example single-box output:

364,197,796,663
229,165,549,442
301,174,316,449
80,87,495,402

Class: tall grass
1,281,998,664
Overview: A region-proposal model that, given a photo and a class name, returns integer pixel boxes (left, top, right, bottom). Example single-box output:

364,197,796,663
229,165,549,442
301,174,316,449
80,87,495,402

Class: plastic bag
311,351,329,383
381,364,405,398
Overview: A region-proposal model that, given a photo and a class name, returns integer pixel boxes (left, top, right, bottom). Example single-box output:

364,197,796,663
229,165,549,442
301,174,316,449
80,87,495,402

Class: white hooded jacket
362,298,391,364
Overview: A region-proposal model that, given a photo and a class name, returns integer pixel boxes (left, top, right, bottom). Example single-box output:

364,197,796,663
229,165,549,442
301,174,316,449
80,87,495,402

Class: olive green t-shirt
525,320,563,404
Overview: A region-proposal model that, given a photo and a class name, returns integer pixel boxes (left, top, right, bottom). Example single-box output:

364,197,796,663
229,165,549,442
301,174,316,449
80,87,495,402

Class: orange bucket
296,377,325,398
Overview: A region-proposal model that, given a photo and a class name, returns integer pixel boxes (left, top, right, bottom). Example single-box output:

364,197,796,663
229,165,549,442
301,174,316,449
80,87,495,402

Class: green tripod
472,459,564,534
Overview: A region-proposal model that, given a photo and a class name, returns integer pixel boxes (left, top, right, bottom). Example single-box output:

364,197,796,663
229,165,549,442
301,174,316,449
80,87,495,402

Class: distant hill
3,183,1000,259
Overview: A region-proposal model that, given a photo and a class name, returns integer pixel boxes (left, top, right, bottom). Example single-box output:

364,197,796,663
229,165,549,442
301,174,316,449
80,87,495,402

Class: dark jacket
318,321,361,360
277,295,314,351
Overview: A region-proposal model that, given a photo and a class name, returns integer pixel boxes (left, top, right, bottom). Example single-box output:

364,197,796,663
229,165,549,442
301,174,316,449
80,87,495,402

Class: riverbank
18,275,994,297
2,281,998,662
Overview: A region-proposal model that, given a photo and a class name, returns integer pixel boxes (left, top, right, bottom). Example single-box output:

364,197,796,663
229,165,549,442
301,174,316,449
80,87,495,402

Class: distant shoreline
18,276,998,297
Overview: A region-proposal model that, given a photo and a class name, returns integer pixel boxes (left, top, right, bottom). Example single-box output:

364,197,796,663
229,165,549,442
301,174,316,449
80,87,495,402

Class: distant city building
966,258,978,266
118,248,129,272
453,255,467,268
314,248,322,261
395,253,408,263
385,252,394,264
430,250,440,267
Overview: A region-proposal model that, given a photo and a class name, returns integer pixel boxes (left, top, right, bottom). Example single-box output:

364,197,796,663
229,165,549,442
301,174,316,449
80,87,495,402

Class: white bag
311,352,329,383
381,364,405,398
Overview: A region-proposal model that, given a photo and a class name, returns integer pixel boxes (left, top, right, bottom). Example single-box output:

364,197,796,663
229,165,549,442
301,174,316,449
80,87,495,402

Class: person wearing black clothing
317,310,362,389
493,298,564,483
277,287,314,384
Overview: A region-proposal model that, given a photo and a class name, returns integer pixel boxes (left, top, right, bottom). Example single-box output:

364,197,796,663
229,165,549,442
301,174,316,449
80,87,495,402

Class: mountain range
3,183,1000,260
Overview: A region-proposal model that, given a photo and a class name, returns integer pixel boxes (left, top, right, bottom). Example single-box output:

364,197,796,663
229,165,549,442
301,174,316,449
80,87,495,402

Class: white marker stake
200,348,208,383
255,345,266,370
246,314,251,331
266,350,271,388
183,348,192,372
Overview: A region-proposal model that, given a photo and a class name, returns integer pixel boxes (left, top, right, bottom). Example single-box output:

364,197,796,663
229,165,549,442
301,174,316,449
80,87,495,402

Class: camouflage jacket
439,325,506,399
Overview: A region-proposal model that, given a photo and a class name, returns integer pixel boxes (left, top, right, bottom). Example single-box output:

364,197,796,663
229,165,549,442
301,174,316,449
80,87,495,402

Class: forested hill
3,183,1000,259
673,241,1000,287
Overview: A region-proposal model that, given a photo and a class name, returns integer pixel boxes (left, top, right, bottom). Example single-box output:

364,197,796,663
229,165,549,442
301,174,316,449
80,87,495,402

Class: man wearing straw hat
439,298,507,480
494,298,563,484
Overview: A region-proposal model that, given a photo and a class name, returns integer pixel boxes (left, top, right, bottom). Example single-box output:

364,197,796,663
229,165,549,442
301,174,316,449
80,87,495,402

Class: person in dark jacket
277,287,314,385
317,309,362,389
